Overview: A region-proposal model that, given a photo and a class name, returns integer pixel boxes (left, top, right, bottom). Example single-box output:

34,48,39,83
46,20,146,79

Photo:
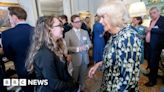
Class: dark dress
34,46,78,92
100,25,142,92
93,22,105,63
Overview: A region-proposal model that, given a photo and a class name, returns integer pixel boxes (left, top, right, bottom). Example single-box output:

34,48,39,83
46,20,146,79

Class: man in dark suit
59,15,72,37
145,7,164,87
2,7,34,92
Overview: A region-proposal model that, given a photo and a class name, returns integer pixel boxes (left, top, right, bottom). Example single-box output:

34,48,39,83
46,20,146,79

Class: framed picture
0,2,19,32
0,7,10,26
142,0,164,15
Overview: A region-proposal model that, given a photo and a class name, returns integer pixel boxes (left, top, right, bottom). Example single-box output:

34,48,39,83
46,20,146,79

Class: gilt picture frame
0,2,19,32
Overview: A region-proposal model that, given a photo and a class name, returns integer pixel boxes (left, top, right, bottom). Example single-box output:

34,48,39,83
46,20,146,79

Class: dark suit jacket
2,24,33,77
150,16,164,49
34,46,78,92
63,22,72,37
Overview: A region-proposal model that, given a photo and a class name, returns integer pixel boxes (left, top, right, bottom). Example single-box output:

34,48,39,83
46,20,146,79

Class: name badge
83,36,87,40
153,25,159,29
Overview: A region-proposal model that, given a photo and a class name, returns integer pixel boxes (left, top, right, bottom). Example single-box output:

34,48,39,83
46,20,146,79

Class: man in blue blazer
145,7,164,87
2,7,34,92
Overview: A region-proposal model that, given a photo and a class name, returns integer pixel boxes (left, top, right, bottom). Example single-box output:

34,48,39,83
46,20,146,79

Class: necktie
76,30,81,40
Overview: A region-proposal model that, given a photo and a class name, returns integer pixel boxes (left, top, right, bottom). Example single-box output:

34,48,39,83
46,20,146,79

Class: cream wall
39,0,63,16
63,0,141,27
17,0,142,26
0,0,18,3
64,0,140,16
63,0,103,24
18,0,38,26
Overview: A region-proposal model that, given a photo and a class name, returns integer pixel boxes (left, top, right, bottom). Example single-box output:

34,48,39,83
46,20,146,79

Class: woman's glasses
52,24,63,28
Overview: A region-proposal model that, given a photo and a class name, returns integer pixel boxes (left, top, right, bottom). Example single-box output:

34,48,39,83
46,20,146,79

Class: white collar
73,28,80,32
16,21,28,25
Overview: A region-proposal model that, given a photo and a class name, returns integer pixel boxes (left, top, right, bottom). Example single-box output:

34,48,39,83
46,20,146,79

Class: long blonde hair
26,16,65,72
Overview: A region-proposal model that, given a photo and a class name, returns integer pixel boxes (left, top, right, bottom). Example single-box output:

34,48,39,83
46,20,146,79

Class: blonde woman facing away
88,1,142,92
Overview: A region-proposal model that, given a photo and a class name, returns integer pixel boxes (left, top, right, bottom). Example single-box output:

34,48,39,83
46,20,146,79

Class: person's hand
79,46,84,52
88,62,102,78
0,48,4,55
66,55,72,63
146,20,156,32
79,45,87,51
146,26,152,32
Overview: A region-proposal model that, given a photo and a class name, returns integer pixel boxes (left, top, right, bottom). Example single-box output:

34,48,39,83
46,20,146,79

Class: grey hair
97,0,130,28
149,6,160,18
150,6,160,12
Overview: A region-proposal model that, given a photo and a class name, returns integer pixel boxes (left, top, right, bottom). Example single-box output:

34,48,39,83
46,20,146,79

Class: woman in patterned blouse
88,1,142,92
131,17,146,64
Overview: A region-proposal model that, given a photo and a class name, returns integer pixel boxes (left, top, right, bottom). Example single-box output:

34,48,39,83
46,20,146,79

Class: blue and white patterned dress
100,25,142,92
134,25,145,64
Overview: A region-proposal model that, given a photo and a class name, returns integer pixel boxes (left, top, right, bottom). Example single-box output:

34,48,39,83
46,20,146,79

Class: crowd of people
0,0,164,92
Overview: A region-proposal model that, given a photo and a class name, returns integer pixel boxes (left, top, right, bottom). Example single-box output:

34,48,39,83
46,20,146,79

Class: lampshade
0,0,18,3
0,0,19,7
128,2,147,17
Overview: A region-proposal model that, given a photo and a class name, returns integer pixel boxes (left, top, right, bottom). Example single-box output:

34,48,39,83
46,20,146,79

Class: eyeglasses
73,20,82,23
52,24,63,28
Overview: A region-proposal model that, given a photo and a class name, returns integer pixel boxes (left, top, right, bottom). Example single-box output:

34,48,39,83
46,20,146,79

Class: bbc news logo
3,79,48,86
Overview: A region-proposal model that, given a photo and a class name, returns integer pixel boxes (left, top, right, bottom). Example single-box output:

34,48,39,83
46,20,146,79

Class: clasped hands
76,45,89,52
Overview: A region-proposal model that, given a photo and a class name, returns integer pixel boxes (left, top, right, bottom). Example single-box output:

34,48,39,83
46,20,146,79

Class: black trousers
144,42,151,68
0,61,7,92
148,42,164,83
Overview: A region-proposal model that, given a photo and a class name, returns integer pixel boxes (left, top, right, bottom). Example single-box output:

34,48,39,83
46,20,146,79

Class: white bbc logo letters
3,79,10,86
3,79,27,86
28,79,48,85
11,79,19,86
19,79,26,86
3,79,48,86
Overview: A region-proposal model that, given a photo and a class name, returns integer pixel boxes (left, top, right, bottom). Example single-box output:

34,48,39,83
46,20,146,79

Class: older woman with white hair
88,0,142,92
